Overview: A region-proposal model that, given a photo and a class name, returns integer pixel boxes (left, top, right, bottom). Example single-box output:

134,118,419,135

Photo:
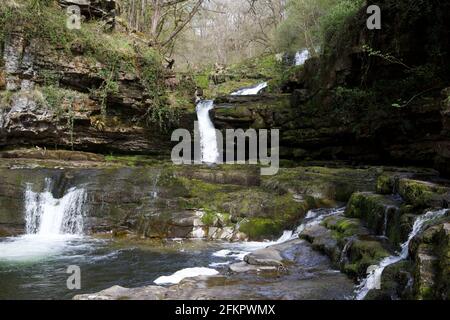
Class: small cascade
294,207,345,237
196,100,219,164
294,49,310,66
355,209,448,300
25,181,86,236
0,179,87,262
382,206,396,237
231,82,268,96
150,171,161,199
340,236,356,266
212,207,345,265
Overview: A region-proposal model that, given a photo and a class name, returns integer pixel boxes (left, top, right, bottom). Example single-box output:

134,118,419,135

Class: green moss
239,218,284,240
344,240,391,277
398,179,448,208
0,90,13,108
377,174,395,194
0,1,175,131
323,216,361,238
346,192,400,234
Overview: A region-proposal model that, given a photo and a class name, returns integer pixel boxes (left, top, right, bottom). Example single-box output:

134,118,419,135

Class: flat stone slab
73,285,168,300
229,262,278,273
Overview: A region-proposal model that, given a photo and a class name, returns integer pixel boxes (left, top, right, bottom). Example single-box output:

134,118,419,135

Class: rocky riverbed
0,152,448,300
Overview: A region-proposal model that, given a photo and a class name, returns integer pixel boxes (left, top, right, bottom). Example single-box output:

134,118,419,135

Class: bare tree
117,0,205,48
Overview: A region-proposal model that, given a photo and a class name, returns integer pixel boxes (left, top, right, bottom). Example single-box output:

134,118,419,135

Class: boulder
244,248,284,267
73,285,168,300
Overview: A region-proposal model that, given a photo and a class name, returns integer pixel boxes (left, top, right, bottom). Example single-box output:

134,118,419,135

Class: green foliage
320,0,364,54
0,1,178,132
0,90,14,108
362,45,411,70
333,87,376,113
95,69,120,118
274,0,364,55
275,0,336,54
41,85,88,148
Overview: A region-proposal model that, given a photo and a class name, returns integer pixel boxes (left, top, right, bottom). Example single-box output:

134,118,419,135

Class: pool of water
0,236,236,300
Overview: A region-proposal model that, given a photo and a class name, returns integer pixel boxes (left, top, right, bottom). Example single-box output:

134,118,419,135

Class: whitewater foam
231,82,267,96
154,267,219,285
355,209,448,300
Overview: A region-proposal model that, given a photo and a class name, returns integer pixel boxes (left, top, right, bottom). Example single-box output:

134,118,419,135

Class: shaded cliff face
212,0,450,176
0,2,195,155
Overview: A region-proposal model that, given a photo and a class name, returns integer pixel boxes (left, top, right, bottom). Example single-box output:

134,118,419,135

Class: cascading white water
196,100,219,163
355,209,448,300
294,49,310,66
25,183,86,236
211,207,345,265
231,82,268,96
294,207,345,237
0,180,87,262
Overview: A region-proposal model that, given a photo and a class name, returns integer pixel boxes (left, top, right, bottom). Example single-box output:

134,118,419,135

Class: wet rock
346,192,402,237
414,244,438,299
365,260,414,300
73,285,168,300
244,248,284,267
300,224,340,262
343,239,391,278
229,262,278,274
398,179,450,209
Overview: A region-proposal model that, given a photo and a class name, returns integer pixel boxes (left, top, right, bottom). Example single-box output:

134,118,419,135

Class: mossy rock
436,223,450,299
345,192,401,236
322,216,366,239
398,179,449,208
263,166,378,203
344,239,391,278
365,260,414,300
239,218,285,240
376,174,396,194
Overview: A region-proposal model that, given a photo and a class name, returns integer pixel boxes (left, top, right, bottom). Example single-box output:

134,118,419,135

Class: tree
117,0,205,49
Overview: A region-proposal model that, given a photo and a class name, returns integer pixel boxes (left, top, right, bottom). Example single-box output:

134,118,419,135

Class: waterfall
231,82,268,96
355,209,448,300
294,49,310,66
0,179,87,262
196,100,219,164
294,207,345,237
211,207,345,266
25,181,86,236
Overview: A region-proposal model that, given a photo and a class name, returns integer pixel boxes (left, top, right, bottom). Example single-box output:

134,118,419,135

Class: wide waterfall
25,181,86,236
196,100,219,163
0,179,87,262
355,209,448,300
231,82,268,96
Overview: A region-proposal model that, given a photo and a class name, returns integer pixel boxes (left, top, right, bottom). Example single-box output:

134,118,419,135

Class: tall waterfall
196,100,219,163
355,209,448,300
25,181,86,236
231,82,268,96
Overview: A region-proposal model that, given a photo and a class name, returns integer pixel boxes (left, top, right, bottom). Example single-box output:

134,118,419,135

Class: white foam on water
154,267,219,285
294,207,345,237
196,100,219,164
209,261,231,267
0,234,82,262
355,209,448,300
231,82,268,96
